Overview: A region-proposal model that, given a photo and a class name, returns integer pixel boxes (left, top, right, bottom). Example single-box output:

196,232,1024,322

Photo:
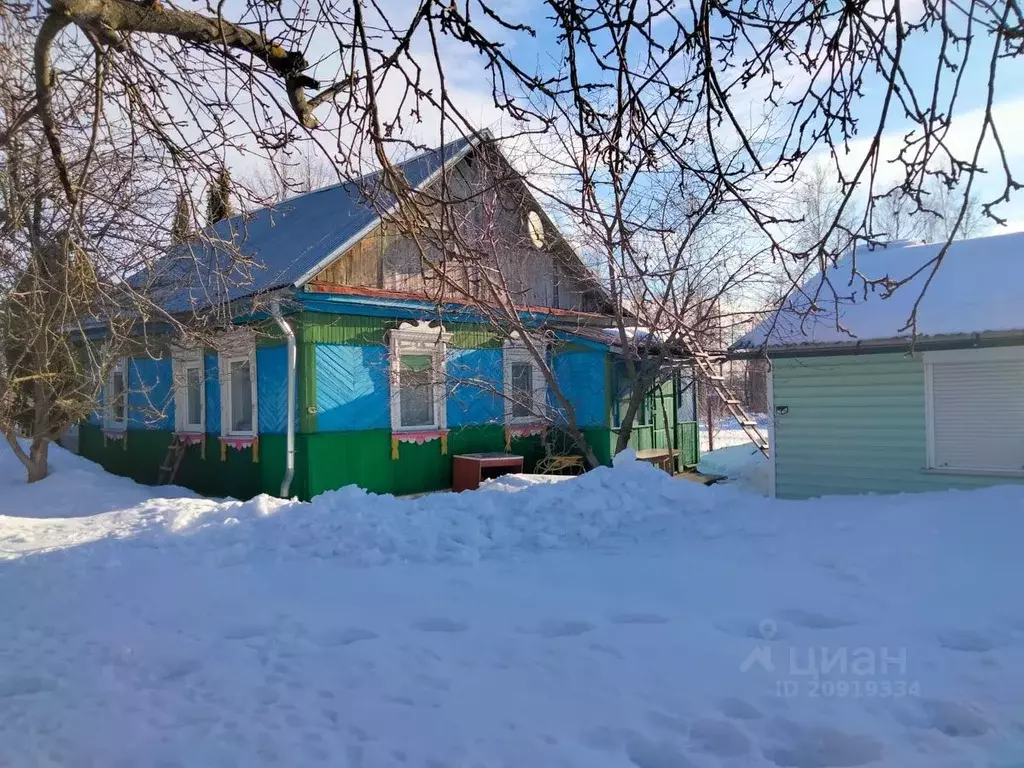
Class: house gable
305,143,603,313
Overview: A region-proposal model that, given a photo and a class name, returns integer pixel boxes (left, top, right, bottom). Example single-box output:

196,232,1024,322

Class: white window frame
172,347,206,434
923,346,1024,476
389,321,450,433
503,335,547,425
217,332,258,439
104,356,128,430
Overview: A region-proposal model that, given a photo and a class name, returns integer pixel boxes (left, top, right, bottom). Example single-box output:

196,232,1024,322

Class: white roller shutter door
930,359,1024,472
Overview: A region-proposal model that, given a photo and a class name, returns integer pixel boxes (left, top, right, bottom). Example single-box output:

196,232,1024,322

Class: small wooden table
452,452,525,491
635,448,675,473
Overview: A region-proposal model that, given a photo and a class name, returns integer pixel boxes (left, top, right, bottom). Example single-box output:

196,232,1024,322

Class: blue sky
218,0,1024,233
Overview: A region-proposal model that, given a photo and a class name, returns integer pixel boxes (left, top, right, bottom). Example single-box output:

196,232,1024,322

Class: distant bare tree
242,147,339,206
790,162,860,257
873,166,984,244
874,189,925,242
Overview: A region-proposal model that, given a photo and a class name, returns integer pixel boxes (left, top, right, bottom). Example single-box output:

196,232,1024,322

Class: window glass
229,359,253,433
400,353,434,427
111,368,126,422
185,365,202,427
510,361,533,419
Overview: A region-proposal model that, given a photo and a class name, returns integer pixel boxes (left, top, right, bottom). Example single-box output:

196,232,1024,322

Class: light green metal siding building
771,352,1024,499
734,233,1024,499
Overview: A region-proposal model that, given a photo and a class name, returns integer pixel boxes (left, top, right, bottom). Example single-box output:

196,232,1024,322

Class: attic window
527,210,545,249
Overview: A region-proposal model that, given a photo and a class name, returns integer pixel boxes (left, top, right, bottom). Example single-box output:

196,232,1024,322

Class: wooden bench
635,448,674,473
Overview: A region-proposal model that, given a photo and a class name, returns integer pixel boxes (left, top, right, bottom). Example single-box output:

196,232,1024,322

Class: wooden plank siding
308,147,600,312
772,353,1024,498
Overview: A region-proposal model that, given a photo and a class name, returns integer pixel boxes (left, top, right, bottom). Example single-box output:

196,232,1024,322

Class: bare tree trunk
615,391,644,454
26,437,48,482
658,387,675,470
4,431,48,482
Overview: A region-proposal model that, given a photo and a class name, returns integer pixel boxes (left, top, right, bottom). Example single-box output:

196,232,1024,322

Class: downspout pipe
270,299,296,497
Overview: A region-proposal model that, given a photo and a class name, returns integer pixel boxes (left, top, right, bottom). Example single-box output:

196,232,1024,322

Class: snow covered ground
698,442,771,495
701,414,770,453
2,445,1024,767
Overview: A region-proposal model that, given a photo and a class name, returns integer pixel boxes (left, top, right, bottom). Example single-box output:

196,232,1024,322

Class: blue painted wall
93,342,608,438
313,343,609,432
128,358,173,430
105,348,294,434
552,351,608,428
447,348,503,427
256,346,298,434
315,344,391,431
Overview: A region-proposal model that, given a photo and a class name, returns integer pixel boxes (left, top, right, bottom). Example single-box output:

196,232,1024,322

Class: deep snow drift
1,445,1023,767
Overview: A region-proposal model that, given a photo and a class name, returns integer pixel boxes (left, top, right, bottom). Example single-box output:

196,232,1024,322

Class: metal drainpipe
271,299,296,497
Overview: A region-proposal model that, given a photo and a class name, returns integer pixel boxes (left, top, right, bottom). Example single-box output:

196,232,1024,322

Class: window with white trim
105,357,127,429
389,322,449,432
924,347,1024,474
218,334,258,438
503,337,547,424
172,349,205,433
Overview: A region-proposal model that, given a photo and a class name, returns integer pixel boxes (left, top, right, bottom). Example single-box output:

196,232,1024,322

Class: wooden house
79,134,698,499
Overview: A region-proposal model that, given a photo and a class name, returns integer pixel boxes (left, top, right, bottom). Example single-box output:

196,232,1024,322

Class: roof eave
728,329,1024,359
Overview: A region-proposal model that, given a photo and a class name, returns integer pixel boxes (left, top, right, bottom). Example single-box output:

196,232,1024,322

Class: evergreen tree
206,167,234,226
170,191,193,243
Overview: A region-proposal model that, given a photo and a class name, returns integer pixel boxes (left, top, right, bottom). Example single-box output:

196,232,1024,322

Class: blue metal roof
136,136,474,314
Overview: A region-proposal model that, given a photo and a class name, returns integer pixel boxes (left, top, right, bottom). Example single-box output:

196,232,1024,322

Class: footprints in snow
0,674,56,698
716,609,855,641
410,617,468,633
223,610,672,654
610,612,671,626
936,628,995,653
718,696,764,720
776,609,856,630
762,720,882,768
320,627,379,647
532,620,596,638
632,713,882,767
530,612,670,638
893,698,991,738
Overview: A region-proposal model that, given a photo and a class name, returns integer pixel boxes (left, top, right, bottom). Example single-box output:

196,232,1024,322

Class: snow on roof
734,231,1024,350
599,326,659,342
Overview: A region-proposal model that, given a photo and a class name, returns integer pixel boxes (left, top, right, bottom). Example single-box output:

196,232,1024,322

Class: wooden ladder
157,435,188,486
677,327,770,457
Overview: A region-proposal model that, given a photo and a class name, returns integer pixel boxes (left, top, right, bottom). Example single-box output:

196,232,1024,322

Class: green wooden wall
79,425,296,499
772,353,1024,498
304,426,550,497
608,366,699,470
